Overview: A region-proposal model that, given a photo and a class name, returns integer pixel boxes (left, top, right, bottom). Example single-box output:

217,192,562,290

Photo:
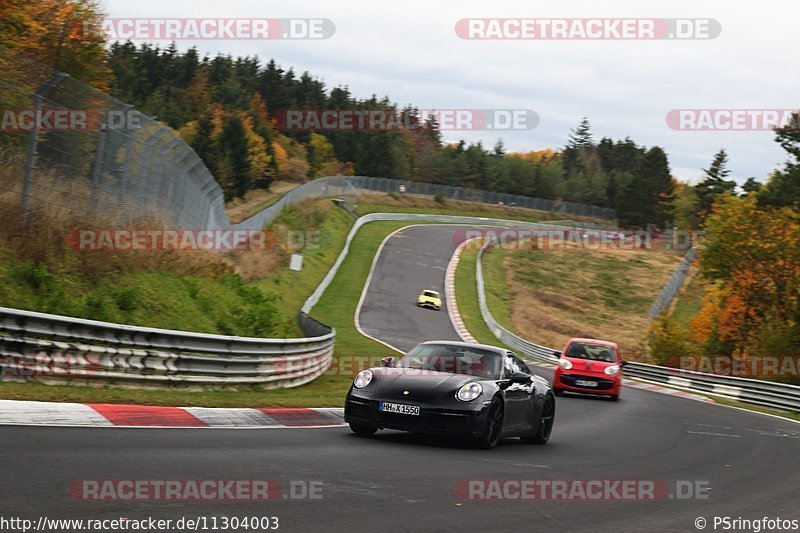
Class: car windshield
397,344,502,378
422,291,439,297
565,342,617,363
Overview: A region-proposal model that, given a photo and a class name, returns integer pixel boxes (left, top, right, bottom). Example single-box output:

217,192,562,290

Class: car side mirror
381,357,395,367
510,371,532,384
620,360,628,367
553,351,562,358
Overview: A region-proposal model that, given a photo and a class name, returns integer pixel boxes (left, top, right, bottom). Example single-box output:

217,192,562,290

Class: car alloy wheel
477,398,504,449
522,394,555,444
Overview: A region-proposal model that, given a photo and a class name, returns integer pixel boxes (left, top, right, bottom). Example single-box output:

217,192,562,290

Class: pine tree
757,113,800,207
742,177,762,195
567,117,593,149
696,149,736,214
217,115,252,199
616,147,674,227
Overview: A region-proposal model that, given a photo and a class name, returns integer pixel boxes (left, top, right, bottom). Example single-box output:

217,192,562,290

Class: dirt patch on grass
498,248,683,357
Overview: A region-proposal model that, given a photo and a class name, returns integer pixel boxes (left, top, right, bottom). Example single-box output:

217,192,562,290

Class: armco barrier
0,308,334,388
471,236,800,412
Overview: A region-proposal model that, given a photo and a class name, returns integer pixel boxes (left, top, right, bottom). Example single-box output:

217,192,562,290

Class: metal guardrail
618,362,800,412
0,307,334,388
472,236,800,413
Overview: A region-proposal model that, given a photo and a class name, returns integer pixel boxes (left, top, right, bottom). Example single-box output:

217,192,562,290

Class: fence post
21,72,66,224
89,125,108,213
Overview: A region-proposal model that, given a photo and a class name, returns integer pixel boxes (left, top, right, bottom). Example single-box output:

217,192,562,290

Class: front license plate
380,402,420,415
575,379,597,387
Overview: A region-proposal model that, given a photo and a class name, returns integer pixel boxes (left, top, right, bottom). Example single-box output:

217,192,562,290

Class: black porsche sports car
344,341,555,448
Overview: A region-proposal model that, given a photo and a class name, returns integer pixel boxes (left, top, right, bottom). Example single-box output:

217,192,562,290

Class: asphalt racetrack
2,224,799,532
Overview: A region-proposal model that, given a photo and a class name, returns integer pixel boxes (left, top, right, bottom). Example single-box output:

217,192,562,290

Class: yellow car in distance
417,289,442,310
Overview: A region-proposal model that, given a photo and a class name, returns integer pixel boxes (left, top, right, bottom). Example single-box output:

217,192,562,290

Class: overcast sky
102,0,797,184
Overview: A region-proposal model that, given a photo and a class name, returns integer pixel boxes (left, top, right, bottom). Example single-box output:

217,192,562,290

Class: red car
552,338,624,400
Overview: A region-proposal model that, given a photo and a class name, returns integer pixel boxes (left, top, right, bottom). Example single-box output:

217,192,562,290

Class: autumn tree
0,0,111,88
698,194,800,361
307,133,336,177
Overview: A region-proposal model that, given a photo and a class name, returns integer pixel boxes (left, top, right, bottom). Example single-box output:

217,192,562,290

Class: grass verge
668,270,705,328
478,246,683,355
358,193,563,224
452,245,512,350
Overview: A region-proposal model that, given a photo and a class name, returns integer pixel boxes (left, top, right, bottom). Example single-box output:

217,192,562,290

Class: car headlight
354,369,373,388
558,358,572,370
604,365,620,375
456,382,483,402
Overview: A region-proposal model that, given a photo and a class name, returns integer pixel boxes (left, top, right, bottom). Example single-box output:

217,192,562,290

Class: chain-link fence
0,52,222,228
647,247,698,320
1,50,615,233
346,177,616,221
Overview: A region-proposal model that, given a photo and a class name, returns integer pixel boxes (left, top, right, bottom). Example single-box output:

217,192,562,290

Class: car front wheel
349,423,378,437
475,398,504,449
521,394,555,445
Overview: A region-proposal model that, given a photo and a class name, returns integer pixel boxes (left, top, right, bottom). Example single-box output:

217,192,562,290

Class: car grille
560,374,615,391
346,399,471,433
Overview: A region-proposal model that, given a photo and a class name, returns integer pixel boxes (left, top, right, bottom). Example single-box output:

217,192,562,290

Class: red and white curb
0,400,345,428
445,240,477,343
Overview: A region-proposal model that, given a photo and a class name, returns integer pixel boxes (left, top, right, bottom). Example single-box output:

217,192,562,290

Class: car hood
373,367,478,401
564,357,617,375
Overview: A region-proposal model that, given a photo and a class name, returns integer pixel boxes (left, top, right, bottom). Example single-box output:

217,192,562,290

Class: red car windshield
565,343,617,363
397,344,502,378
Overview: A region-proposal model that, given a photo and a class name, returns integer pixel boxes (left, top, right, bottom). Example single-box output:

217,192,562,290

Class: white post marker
290,253,304,271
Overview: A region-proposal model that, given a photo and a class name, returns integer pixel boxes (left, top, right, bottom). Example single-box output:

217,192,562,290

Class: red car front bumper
553,369,621,396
